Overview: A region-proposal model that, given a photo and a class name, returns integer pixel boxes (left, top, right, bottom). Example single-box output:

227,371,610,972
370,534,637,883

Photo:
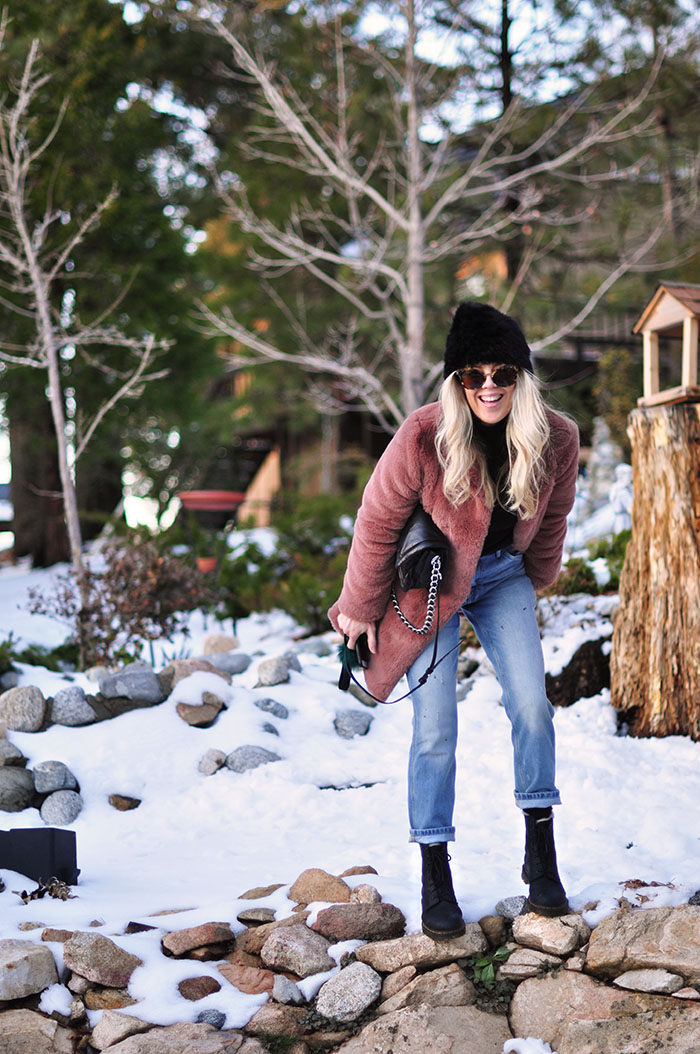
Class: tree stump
610,403,700,738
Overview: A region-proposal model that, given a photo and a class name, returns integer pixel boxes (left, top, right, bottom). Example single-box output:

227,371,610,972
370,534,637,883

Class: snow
0,484,698,1052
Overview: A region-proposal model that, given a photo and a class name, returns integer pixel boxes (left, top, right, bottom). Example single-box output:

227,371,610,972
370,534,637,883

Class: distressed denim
407,547,560,843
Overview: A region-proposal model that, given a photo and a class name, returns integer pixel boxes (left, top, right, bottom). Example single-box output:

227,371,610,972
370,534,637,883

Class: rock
255,657,292,686
0,939,59,999
195,1009,227,1029
545,636,611,706
0,1008,75,1054
90,1009,152,1050
316,961,382,1023
512,912,590,956
157,658,230,696
311,903,406,942
205,652,252,676
225,746,281,773
288,868,352,906
479,915,506,948
62,931,143,988
99,664,166,704
558,1011,700,1054
350,884,382,905
106,1021,262,1052
260,926,335,978
509,969,700,1052
0,685,46,731
32,759,78,793
332,1004,512,1053
162,922,236,958
109,794,141,811
497,946,562,980
613,967,685,993
354,928,488,972
245,1004,307,1039
178,976,223,1001
380,965,417,1002
272,974,305,1005
237,907,276,925
0,766,35,810
40,789,83,825
176,699,224,728
199,749,228,775
238,882,286,899
333,710,374,739
218,962,275,995
495,895,527,919
377,962,475,1014
0,671,20,690
0,738,27,766
253,697,289,720
293,637,332,657
85,986,138,1010
236,913,310,957
41,928,74,943
262,723,279,735
586,904,700,983
50,686,96,726
202,634,239,655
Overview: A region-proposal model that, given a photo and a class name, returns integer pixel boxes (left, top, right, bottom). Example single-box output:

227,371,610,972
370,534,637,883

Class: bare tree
0,32,168,663
191,1,679,432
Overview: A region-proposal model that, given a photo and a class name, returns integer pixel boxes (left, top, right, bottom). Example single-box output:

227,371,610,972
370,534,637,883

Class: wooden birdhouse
633,282,700,407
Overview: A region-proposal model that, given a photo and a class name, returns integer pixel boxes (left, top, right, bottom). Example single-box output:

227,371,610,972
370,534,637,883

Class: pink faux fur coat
328,401,579,701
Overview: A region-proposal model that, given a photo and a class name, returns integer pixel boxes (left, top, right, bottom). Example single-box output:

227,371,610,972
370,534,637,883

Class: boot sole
422,920,467,941
523,897,570,917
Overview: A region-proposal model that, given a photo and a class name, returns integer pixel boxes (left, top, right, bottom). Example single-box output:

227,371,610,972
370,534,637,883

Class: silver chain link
391,554,442,634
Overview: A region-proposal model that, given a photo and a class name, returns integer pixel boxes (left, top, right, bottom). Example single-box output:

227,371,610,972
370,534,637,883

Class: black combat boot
420,842,466,940
522,807,569,917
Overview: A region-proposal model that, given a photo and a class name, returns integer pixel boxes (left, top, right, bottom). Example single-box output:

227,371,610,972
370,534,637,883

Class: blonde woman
329,302,579,939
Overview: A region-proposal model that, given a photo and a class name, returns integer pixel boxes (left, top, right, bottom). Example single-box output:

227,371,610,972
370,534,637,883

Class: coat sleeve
522,416,580,591
328,412,427,627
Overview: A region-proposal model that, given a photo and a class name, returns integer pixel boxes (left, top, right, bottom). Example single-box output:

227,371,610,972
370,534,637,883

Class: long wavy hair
435,368,551,519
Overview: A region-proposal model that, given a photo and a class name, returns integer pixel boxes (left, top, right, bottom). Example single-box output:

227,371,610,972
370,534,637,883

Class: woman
328,302,579,939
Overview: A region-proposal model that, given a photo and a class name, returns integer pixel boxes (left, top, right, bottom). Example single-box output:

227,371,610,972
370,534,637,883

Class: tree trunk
610,403,700,738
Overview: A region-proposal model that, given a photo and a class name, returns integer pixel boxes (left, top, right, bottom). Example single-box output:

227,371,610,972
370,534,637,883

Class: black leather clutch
395,506,449,591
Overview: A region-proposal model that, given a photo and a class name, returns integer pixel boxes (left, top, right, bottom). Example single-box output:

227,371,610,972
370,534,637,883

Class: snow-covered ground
0,475,697,1050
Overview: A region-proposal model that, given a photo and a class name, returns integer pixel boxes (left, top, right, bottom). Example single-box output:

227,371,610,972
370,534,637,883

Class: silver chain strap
391,554,442,635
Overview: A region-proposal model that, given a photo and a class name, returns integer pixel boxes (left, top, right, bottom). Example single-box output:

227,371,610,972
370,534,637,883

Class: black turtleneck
471,414,517,555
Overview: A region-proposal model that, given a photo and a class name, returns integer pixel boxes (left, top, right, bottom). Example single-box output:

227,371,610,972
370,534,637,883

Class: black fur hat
443,302,533,378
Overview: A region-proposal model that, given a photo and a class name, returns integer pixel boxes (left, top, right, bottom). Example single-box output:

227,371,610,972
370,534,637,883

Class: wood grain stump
610,403,700,737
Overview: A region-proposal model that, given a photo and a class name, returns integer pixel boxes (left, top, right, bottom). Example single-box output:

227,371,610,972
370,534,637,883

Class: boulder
613,967,685,994
62,931,142,988
288,867,352,906
310,902,406,942
90,1010,151,1051
377,962,475,1014
255,657,291,686
586,904,700,983
244,1004,307,1039
0,685,46,731
199,749,228,776
218,962,274,996
50,686,96,726
0,1009,75,1054
0,939,59,999
225,746,281,773
333,710,374,739
0,738,27,766
106,1022,264,1052
512,912,590,956
161,922,235,958
177,976,223,1001
260,926,335,978
253,697,289,720
0,767,35,811
202,634,239,655
32,760,78,794
204,652,251,676
40,789,83,825
99,665,166,704
316,961,382,1023
332,1004,512,1053
354,928,488,973
176,699,224,728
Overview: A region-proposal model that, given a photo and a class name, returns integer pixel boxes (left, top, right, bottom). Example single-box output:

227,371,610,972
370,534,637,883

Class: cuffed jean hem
515,791,561,809
409,826,456,844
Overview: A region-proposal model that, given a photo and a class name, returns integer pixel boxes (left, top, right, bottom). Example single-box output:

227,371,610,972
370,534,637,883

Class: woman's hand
337,612,377,654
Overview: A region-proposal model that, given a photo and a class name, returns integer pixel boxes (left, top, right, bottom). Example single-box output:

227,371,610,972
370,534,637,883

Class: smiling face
461,363,516,424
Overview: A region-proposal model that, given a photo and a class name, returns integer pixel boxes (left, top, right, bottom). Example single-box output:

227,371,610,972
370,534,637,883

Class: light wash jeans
406,547,560,843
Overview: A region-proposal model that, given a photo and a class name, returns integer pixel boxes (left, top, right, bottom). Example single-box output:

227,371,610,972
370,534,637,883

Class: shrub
587,529,631,591
28,537,214,668
543,557,599,596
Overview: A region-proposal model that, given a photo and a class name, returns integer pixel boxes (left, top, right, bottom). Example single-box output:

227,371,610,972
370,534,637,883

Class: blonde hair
435,369,551,519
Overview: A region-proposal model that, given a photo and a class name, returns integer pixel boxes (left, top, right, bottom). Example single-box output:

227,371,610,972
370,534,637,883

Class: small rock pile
0,633,374,824
2,864,700,1053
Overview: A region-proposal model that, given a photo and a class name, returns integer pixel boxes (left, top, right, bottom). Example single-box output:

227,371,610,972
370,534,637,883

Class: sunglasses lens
458,365,518,389
492,366,518,386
